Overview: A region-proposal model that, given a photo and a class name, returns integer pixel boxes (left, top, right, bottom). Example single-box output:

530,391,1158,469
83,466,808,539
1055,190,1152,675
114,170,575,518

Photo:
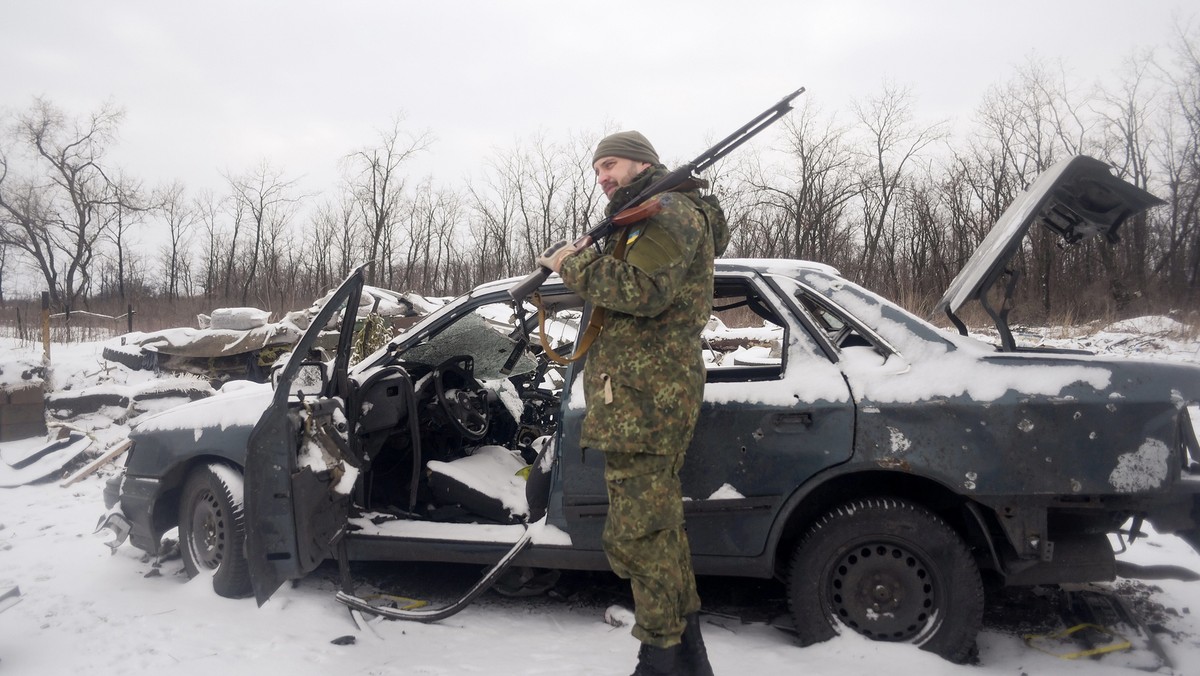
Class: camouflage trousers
602,448,702,647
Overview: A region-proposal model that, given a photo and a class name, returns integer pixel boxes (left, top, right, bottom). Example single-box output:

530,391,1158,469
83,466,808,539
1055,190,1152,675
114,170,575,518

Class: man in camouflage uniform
538,131,728,676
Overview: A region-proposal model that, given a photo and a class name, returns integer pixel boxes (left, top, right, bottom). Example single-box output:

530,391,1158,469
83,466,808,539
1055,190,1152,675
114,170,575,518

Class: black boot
631,641,682,676
679,613,714,676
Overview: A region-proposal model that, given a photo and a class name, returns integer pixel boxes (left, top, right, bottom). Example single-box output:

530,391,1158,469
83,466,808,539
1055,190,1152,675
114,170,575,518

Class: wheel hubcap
828,542,936,641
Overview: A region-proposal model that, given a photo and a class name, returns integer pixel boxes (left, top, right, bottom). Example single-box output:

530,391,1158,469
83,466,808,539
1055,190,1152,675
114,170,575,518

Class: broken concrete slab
0,433,93,488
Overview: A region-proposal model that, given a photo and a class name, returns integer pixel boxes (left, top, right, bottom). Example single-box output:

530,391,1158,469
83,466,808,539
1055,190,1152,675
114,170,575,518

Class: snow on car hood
133,382,272,438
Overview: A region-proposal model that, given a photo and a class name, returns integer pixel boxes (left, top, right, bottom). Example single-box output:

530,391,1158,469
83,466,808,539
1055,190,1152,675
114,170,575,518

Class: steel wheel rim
826,539,938,641
187,488,226,570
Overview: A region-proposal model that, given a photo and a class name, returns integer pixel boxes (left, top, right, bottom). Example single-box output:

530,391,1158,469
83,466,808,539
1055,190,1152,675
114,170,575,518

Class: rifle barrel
508,86,805,303
693,87,805,173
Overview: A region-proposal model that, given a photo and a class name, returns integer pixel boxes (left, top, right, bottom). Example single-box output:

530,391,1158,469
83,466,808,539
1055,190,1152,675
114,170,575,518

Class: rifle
508,86,806,302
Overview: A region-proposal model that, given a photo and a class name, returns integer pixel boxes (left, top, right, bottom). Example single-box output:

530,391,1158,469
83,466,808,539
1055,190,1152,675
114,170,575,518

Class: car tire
102,344,154,371
787,497,983,663
179,463,252,599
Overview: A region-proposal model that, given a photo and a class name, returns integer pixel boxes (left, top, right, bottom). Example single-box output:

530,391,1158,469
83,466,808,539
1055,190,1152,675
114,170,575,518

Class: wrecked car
102,155,1200,663
100,286,431,382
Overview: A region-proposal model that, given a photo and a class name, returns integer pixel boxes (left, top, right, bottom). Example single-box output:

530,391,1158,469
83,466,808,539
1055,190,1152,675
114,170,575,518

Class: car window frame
704,271,796,380
766,273,902,363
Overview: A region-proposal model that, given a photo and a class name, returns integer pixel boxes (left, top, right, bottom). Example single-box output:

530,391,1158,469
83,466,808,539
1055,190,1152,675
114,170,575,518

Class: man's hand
536,236,592,273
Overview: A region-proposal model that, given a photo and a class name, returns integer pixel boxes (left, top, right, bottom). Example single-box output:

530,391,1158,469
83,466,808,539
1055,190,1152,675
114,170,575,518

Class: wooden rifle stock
611,197,663,226
506,198,664,302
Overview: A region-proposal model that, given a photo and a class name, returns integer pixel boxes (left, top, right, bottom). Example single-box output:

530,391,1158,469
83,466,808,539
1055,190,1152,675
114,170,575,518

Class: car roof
470,258,841,298
716,258,841,277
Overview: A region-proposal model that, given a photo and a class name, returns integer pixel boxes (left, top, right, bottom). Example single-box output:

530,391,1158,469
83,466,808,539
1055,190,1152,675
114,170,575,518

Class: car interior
335,276,790,529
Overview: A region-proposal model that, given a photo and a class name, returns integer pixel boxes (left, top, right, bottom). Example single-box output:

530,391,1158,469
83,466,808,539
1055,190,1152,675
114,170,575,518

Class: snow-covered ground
2,320,1200,675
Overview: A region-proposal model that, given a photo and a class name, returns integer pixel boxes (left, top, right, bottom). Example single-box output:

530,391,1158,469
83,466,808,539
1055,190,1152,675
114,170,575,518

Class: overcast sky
1,1,1193,218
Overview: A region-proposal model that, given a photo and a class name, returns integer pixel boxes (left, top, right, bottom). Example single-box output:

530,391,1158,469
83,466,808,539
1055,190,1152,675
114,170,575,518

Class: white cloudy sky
0,1,1192,206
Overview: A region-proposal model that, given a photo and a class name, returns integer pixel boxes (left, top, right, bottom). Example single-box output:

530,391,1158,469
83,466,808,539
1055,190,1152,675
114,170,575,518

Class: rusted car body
104,156,1200,662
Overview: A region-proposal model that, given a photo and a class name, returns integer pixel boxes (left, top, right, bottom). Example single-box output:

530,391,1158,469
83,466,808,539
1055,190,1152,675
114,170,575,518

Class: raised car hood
936,155,1164,350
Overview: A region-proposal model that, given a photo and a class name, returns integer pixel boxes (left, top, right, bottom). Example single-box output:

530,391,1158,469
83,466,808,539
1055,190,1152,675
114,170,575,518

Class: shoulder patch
625,221,684,274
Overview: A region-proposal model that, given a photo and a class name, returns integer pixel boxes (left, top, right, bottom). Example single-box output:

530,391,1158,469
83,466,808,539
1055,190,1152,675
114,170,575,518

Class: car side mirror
880,351,911,375
269,354,291,389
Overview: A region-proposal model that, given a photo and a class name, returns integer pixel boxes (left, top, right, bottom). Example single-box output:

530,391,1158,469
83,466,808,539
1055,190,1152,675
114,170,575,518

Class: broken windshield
396,310,538,380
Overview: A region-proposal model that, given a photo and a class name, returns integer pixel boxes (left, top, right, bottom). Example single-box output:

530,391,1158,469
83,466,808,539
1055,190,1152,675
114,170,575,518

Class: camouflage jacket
559,165,729,454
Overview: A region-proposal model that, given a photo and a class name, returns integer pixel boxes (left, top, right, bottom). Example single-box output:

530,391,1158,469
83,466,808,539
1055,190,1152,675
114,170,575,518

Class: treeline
2,23,1199,330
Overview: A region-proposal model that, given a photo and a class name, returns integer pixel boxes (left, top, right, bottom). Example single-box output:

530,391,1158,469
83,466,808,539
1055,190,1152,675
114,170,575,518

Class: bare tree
891,162,952,309
225,161,301,305
193,191,223,299
157,181,197,300
399,179,467,294
103,173,149,301
953,58,1104,316
307,196,359,293
1093,51,1160,303
477,131,597,270
345,117,431,286
257,212,300,309
0,240,8,306
221,194,246,300
560,128,606,241
737,101,859,265
0,98,125,311
1154,18,1200,292
939,153,1002,272
0,157,60,302
852,83,947,285
1008,59,1097,314
466,173,519,283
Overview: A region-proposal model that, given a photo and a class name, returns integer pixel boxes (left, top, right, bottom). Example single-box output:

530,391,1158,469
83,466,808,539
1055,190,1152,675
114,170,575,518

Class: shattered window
796,294,851,344
288,363,327,398
788,284,880,353
704,281,786,371
396,303,539,380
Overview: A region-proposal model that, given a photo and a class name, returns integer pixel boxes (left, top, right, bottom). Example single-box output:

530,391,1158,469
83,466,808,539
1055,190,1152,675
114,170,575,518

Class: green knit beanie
592,130,659,166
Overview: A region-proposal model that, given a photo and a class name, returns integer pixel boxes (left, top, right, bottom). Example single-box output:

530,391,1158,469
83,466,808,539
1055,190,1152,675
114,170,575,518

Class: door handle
771,412,814,431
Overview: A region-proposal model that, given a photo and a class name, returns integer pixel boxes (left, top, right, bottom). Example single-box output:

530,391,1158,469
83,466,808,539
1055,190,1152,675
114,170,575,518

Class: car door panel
559,273,855,558
245,269,364,605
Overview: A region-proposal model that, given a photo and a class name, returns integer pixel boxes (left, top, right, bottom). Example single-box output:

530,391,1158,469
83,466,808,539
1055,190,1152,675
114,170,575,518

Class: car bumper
116,474,164,554
103,474,122,509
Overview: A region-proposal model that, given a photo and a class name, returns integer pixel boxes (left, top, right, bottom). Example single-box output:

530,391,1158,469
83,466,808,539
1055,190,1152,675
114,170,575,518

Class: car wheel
179,463,252,598
787,497,983,663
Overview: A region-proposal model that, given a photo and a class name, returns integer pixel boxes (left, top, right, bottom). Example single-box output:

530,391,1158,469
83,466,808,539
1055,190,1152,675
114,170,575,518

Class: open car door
244,268,365,605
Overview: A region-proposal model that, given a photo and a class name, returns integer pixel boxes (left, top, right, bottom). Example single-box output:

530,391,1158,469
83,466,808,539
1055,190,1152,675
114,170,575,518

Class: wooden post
41,292,50,365
127,304,134,333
